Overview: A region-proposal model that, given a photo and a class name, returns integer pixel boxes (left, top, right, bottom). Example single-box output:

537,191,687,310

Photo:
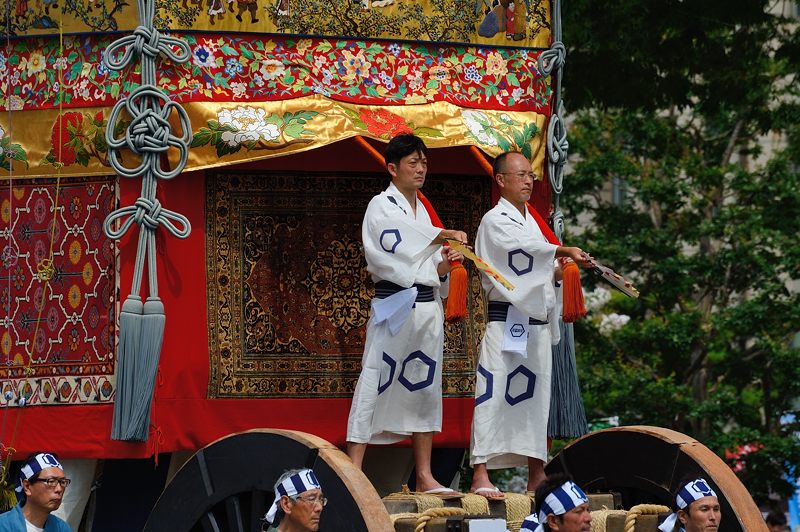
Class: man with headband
0,452,71,531
520,474,592,532
659,478,721,532
262,469,325,532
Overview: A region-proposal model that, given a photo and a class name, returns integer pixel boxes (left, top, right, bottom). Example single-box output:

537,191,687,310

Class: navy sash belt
375,280,435,303
487,301,548,325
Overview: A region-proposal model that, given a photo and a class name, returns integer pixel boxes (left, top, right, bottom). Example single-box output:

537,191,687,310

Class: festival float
0,0,767,530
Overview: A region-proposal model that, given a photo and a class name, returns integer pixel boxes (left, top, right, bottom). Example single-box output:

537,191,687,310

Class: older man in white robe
469,152,591,498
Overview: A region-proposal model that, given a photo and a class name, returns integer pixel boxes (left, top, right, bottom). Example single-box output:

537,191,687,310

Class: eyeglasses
32,477,71,488
292,494,328,507
499,171,536,180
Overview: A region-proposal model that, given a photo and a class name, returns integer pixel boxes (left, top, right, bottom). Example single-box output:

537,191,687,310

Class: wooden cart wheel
545,425,766,532
144,429,393,532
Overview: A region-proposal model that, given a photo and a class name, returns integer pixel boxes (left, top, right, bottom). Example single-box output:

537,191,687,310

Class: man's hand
438,246,464,275
557,246,593,268
435,229,468,245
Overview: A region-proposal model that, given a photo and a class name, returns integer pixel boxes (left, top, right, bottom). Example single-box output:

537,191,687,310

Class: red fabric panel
5,145,485,458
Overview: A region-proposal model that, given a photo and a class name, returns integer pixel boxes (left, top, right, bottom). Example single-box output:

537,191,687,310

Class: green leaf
264,113,283,126
284,122,306,139
240,48,254,59
412,127,444,138
397,65,408,76
191,128,213,148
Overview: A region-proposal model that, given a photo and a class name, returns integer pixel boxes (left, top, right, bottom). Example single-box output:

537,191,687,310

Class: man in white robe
346,134,467,494
469,152,591,497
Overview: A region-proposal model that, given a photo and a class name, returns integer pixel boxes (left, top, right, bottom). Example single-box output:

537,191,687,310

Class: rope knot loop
105,85,192,180
538,41,566,77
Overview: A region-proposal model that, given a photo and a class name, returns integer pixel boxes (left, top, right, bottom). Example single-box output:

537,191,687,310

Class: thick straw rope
505,492,536,532
624,504,670,532
590,509,627,532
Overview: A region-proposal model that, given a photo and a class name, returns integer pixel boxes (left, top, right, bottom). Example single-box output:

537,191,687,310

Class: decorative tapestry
0,176,117,407
206,171,489,399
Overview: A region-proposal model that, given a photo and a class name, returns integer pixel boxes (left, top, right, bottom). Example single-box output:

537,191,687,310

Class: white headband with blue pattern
264,469,321,524
16,453,63,493
658,478,718,532
520,480,588,532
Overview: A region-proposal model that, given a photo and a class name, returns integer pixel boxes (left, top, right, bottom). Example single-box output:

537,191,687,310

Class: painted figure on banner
345,133,467,496
469,151,592,499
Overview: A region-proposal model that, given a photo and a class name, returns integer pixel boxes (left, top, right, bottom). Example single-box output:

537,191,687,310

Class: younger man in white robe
469,152,591,498
346,134,467,494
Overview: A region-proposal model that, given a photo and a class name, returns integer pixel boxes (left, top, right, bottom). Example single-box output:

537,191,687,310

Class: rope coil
538,41,566,76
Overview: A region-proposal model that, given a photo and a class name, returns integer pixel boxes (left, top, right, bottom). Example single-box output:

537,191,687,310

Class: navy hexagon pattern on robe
508,249,534,275
380,229,402,253
505,364,536,405
378,352,397,394
509,323,526,337
475,364,494,406
398,350,436,391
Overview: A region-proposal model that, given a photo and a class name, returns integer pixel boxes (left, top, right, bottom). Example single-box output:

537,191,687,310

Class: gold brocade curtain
4,0,550,49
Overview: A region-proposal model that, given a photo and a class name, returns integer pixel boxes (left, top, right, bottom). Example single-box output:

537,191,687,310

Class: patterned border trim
0,33,551,113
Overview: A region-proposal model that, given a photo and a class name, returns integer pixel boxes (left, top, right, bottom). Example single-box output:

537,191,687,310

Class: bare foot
470,484,505,500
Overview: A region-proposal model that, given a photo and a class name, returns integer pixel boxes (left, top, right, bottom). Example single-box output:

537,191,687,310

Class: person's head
264,468,325,532
17,452,69,514
765,510,787,532
533,474,592,532
493,151,536,208
658,478,721,532
384,134,428,193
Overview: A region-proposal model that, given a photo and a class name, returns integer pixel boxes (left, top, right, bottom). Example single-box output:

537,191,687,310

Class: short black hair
765,510,787,526
384,134,427,167
533,473,576,532
492,151,527,176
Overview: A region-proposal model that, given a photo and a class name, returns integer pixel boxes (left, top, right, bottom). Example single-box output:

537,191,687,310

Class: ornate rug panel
207,171,489,399
0,176,117,406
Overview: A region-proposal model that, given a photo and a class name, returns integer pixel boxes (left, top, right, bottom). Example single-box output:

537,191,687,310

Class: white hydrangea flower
599,312,631,334
584,287,612,312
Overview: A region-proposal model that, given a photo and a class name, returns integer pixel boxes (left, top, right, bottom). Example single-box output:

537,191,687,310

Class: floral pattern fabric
0,33,551,114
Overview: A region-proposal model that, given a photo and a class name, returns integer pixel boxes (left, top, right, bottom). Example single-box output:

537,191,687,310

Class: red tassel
445,262,467,322
417,191,467,323
561,261,586,323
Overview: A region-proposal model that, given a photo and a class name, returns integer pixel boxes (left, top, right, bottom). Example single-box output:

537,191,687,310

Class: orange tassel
445,262,468,322
561,261,586,323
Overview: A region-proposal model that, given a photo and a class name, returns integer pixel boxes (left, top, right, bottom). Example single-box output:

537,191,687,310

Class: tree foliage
562,0,800,503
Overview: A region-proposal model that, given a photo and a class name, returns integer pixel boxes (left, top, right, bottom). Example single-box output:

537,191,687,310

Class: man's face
23,466,66,514
496,153,534,206
548,503,592,532
388,150,427,193
284,488,324,532
679,496,721,532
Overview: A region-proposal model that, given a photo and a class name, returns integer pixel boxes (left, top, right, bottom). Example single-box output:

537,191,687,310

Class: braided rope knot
104,25,190,72
129,107,173,154
134,197,163,230
538,41,566,76
132,26,163,59
104,197,191,241
106,85,192,180
551,209,565,242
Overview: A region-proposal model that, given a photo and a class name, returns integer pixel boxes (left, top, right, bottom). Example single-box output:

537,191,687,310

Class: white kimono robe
470,197,561,468
346,183,448,444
